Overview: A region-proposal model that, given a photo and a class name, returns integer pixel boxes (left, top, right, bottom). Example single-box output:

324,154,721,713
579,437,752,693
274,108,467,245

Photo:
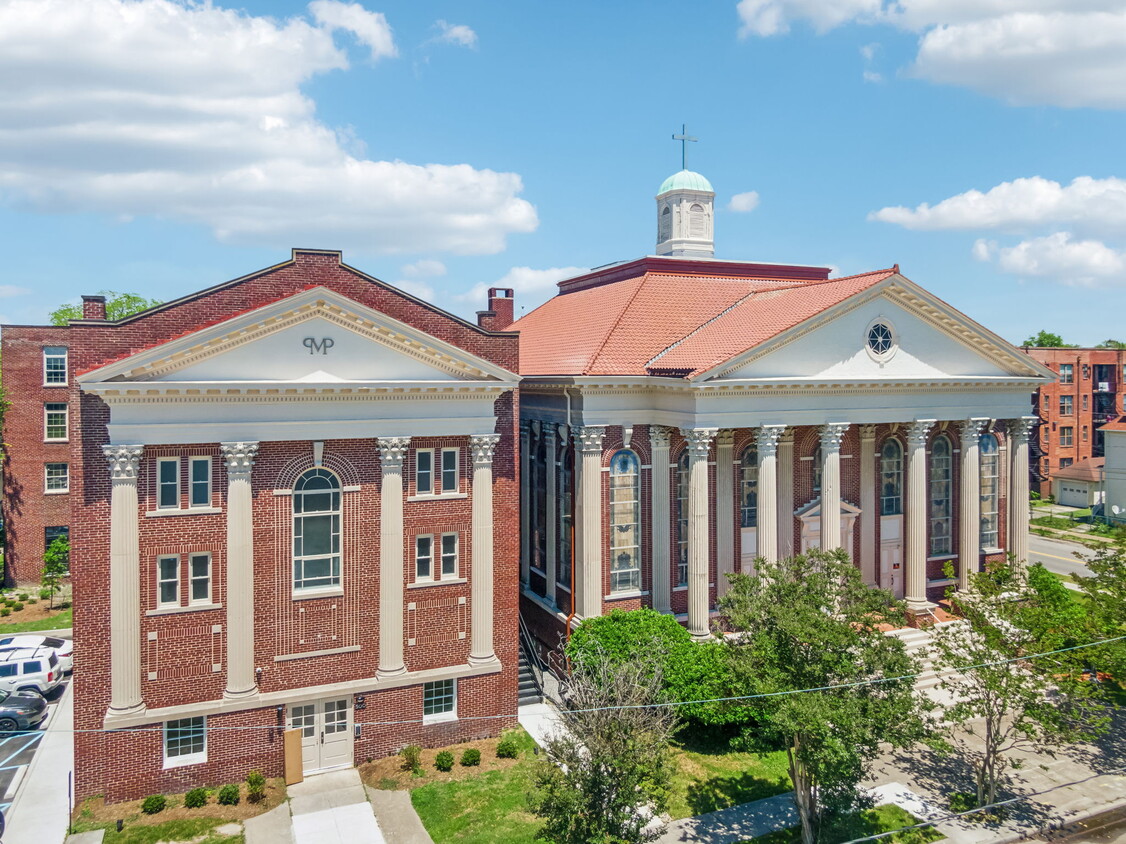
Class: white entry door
880,514,904,599
289,698,354,774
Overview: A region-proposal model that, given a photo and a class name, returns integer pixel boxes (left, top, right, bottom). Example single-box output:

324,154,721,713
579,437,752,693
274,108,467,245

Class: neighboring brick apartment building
1020,347,1126,497
1,249,520,800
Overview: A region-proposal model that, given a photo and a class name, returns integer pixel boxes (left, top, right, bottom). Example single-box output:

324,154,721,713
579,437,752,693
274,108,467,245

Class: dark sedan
0,689,48,731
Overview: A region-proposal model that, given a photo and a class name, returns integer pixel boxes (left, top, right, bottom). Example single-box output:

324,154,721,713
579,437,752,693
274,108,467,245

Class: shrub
39,588,51,601
140,795,166,815
435,751,454,771
3,599,13,608
16,593,28,602
496,734,520,759
460,748,481,767
184,787,208,808
399,744,422,774
217,784,240,805
246,769,266,803
12,602,23,612
27,597,37,605
0,609,9,618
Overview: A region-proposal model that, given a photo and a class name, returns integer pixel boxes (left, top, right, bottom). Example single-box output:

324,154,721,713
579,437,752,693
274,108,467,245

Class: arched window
930,435,953,556
609,450,641,593
293,468,341,591
689,203,706,238
676,451,689,585
880,439,903,515
740,446,758,528
659,205,672,241
811,444,823,494
557,441,572,588
980,434,1000,548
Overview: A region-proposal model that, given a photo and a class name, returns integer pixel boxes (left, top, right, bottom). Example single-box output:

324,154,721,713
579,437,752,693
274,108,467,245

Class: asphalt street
1029,533,1096,580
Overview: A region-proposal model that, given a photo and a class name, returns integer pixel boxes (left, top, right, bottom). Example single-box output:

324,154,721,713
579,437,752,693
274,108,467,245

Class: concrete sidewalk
288,769,385,844
6,684,73,844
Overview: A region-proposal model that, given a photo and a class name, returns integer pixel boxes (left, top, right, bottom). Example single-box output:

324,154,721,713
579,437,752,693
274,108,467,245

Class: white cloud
869,176,1126,235
976,232,1126,286
433,20,478,48
0,285,30,298
457,265,588,312
736,1,1126,108
400,259,447,278
728,191,761,212
308,0,396,61
0,0,536,255
394,279,436,299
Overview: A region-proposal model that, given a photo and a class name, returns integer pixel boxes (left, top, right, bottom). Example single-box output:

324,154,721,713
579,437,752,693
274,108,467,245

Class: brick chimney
477,287,515,330
82,295,107,320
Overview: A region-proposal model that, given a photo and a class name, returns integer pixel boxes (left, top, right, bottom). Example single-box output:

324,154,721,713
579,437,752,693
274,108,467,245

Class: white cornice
83,381,512,402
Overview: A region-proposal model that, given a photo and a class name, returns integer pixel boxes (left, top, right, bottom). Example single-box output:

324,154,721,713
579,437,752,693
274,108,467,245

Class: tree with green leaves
1021,330,1073,348
719,549,933,844
530,649,678,844
1094,339,1126,349
1076,539,1126,681
935,560,1109,810
42,535,69,609
49,290,162,325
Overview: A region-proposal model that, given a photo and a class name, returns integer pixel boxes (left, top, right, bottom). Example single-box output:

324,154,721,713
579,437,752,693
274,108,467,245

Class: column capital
858,424,877,441
470,433,501,466
906,419,936,448
574,425,606,453
715,429,735,448
649,425,672,451
681,427,718,459
557,423,570,447
756,425,787,456
220,442,259,476
959,417,990,445
103,444,143,482
819,422,850,451
377,436,411,468
1009,416,1037,444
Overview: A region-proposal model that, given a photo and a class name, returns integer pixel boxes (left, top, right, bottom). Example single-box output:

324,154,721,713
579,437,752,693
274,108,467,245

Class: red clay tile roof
510,260,896,377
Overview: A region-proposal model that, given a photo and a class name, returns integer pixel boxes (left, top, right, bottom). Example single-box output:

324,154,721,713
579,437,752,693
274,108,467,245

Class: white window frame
188,552,211,605
42,347,68,386
675,451,689,587
1060,395,1073,416
292,468,342,594
415,534,433,581
189,456,211,508
1059,363,1073,384
157,457,180,510
44,462,69,494
43,403,67,442
980,434,1000,550
422,679,457,723
440,532,458,579
415,449,434,495
163,716,207,768
929,436,953,557
1060,427,1073,447
157,555,180,608
440,448,459,494
608,450,641,594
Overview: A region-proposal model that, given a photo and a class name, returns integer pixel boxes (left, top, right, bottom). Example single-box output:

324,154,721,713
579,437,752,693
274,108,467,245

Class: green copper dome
658,169,713,194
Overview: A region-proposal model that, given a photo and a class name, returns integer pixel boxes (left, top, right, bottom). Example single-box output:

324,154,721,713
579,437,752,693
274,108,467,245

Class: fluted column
105,445,145,716
574,426,606,619
649,426,673,614
819,423,849,552
959,418,989,591
777,430,795,559
377,436,410,678
519,422,530,587
682,428,717,639
905,420,936,609
469,434,501,666
1009,416,1036,568
544,428,558,606
221,442,260,700
715,431,735,597
756,426,786,564
859,425,877,585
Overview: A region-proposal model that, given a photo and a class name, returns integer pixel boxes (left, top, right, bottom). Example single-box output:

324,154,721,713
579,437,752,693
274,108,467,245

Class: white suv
0,648,62,697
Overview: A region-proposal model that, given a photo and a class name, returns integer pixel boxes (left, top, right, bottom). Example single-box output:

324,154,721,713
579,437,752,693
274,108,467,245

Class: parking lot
0,679,69,817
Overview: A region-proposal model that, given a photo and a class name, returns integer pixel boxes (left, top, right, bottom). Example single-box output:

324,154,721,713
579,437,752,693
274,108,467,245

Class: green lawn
70,817,241,844
666,728,792,820
0,606,71,632
744,804,943,844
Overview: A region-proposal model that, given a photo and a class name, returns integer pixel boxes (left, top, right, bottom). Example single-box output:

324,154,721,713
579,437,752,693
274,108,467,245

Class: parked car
0,635,72,674
0,688,49,732
0,648,62,697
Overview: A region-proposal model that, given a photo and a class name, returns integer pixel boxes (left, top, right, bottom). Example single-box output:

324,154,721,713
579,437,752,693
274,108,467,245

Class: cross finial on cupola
656,124,716,258
672,124,697,171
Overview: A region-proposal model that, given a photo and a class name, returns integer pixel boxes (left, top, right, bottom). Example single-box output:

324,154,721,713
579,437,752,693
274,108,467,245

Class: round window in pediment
865,319,897,361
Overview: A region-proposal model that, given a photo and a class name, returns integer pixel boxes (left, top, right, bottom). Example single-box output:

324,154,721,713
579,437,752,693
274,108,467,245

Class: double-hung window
292,469,341,592
415,535,433,580
44,462,69,493
440,449,458,493
189,553,211,604
163,717,206,768
440,533,458,578
1060,395,1073,415
415,448,459,495
157,555,179,607
1060,426,1073,447
157,458,180,509
415,533,458,582
416,450,433,495
44,403,67,441
1059,363,1073,384
43,347,67,385
189,457,211,507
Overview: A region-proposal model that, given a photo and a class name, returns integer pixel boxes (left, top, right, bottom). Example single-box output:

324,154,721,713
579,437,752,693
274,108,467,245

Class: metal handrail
517,611,546,694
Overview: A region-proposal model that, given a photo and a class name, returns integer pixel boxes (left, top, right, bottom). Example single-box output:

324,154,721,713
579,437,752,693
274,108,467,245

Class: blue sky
2,0,1125,345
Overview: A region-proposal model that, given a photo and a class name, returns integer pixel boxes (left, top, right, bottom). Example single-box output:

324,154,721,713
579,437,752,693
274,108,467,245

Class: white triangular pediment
795,497,862,519
78,287,517,386
702,279,1052,383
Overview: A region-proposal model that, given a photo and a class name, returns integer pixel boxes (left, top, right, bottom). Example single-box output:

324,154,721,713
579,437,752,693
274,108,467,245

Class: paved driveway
0,680,69,817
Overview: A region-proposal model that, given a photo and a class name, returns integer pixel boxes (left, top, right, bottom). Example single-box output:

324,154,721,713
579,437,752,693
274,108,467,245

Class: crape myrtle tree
42,536,69,609
935,560,1109,810
1077,539,1126,681
718,549,933,844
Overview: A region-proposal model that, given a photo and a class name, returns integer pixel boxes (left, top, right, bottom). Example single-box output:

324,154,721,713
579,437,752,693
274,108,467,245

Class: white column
682,428,717,640
819,423,849,552
221,442,259,700
859,425,877,585
905,420,936,609
545,427,558,606
1009,416,1036,568
105,445,145,716
519,422,530,588
574,426,606,619
469,434,501,666
959,418,989,591
377,436,410,678
756,426,786,564
777,430,795,559
649,426,673,614
715,430,735,597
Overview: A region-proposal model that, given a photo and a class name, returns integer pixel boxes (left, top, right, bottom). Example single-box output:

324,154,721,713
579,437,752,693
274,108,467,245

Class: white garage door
1059,483,1088,508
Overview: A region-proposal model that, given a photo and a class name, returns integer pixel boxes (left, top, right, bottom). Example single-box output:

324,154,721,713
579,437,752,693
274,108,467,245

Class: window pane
190,554,210,602
165,717,206,758
158,459,178,507
44,348,67,384
609,451,640,593
190,458,210,506
740,447,758,528
441,449,457,492
416,450,433,494
441,534,457,576
289,705,315,738
45,403,67,440
423,679,455,715
293,469,342,590
416,535,432,578
45,463,69,492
